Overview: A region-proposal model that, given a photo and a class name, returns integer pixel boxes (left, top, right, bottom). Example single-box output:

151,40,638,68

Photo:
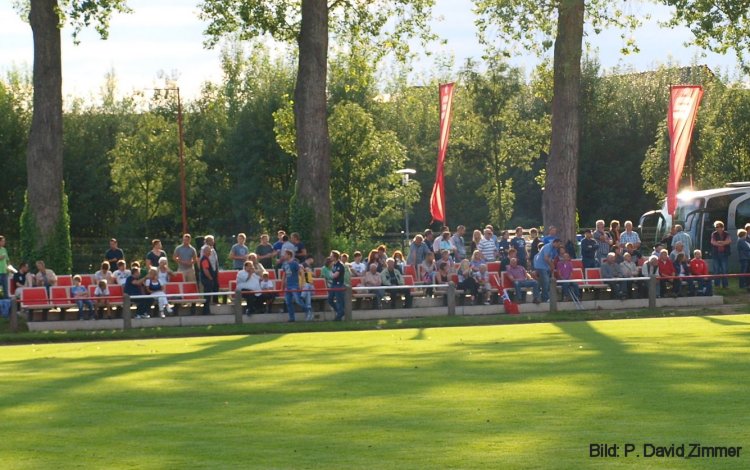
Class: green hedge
19,188,72,274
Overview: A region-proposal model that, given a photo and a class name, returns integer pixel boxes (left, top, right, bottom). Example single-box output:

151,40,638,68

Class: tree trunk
294,0,331,261
27,0,64,248
543,0,583,243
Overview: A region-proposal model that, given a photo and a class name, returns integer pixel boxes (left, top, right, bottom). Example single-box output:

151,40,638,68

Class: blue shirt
283,260,300,289
533,243,557,271
331,261,345,287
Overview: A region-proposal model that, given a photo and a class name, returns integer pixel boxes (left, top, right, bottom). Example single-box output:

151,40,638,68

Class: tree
20,0,129,269
108,113,205,235
199,0,435,259
474,0,641,240
0,71,31,238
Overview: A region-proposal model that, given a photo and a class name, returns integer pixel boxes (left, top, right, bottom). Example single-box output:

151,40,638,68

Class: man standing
281,249,308,322
671,224,692,256
199,245,215,315
510,227,528,268
229,233,250,270
593,220,613,264
407,234,430,270
533,239,560,303
478,228,499,262
618,221,641,251
255,234,275,270
451,225,467,262
0,235,8,298
105,238,124,265
580,229,598,268
173,234,198,284
329,251,346,321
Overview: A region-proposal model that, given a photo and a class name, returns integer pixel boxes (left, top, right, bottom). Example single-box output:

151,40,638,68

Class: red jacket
658,257,675,277
689,258,709,276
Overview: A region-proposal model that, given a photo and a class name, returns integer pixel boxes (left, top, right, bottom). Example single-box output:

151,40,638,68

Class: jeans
696,278,713,296
561,282,580,300
0,273,7,299
740,259,750,288
328,286,345,320
713,255,729,288
534,269,551,302
513,279,539,302
284,291,308,321
301,283,314,310
76,299,95,319
582,258,598,269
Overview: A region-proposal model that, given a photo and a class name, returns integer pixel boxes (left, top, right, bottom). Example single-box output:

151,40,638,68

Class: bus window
705,194,742,226
734,197,750,230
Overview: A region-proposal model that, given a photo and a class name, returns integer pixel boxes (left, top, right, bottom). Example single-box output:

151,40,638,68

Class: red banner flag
667,85,703,216
430,83,456,223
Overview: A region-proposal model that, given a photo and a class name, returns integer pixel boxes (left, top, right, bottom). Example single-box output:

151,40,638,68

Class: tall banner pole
430,83,456,224
667,85,703,216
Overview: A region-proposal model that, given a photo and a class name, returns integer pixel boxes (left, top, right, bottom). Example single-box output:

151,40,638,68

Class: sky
0,0,744,102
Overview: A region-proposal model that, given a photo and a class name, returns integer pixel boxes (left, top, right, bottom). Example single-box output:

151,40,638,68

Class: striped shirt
477,238,497,262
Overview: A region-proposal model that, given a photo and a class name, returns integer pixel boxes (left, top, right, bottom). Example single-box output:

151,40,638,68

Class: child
475,264,492,305
157,257,173,285
259,272,277,313
145,267,171,318
94,280,112,319
350,251,367,277
300,256,315,321
71,275,95,320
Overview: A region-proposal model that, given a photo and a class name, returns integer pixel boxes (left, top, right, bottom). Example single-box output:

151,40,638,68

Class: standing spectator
407,234,430,269
506,257,540,304
618,221,641,250
105,238,124,265
528,228,541,262
145,239,167,269
423,230,436,254
290,233,307,262
452,225,467,262
229,233,250,270
437,231,456,258
329,251,346,321
593,219,613,264
300,256,316,321
34,260,57,291
710,221,731,288
609,220,621,246
478,228,499,262
497,230,511,260
173,234,198,284
510,227,528,268
281,249,307,322
381,258,412,308
689,250,713,296
580,229,598,268
255,234,275,270
671,224,692,255
0,235,8,298
199,245,215,315
533,239,561,302
542,226,557,245
272,230,286,264
71,275,96,320
737,229,750,289
469,229,482,255
660,226,677,253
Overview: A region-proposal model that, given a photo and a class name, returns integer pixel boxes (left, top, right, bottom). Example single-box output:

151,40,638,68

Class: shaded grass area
2,303,750,345
1,315,749,468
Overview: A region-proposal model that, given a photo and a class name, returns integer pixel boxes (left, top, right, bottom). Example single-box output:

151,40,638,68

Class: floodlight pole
396,169,416,243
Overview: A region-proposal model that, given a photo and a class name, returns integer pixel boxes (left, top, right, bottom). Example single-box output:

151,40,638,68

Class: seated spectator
420,251,437,289
94,280,112,319
688,249,713,296
259,272,277,313
157,257,174,284
506,257,540,304
624,242,642,265
363,263,385,309
438,249,454,273
122,266,154,318
380,258,412,308
612,246,624,264
640,254,660,298
113,260,129,286
556,252,580,301
350,251,367,277
456,259,480,305
392,251,406,274
673,252,695,296
658,249,679,298
34,260,57,291
620,252,639,298
474,264,492,305
71,275,95,320
12,262,32,298
94,261,114,285
670,241,688,262
145,267,170,318
438,231,456,258
434,261,450,285
600,253,626,300
237,261,263,316
469,250,484,273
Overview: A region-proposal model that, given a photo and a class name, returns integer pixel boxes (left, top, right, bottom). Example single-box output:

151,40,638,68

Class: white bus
639,182,750,271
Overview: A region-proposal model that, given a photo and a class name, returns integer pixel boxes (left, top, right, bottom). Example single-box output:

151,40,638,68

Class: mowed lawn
1,315,749,469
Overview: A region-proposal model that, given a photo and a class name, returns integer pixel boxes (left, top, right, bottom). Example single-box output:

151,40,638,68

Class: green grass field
1,315,749,469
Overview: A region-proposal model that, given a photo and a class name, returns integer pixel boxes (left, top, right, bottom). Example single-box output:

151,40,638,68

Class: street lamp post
396,168,416,243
